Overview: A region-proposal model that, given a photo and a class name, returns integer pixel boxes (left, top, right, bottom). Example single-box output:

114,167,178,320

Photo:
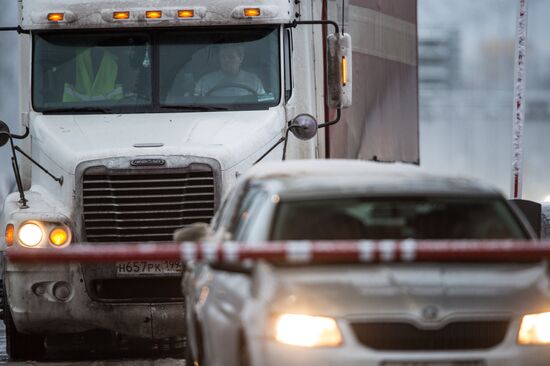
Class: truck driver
193,44,265,97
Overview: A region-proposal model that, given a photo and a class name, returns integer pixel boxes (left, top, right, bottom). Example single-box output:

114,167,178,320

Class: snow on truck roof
20,0,293,30
245,160,501,198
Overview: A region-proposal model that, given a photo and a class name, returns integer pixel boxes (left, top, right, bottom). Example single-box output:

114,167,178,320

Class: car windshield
32,27,280,113
271,196,529,240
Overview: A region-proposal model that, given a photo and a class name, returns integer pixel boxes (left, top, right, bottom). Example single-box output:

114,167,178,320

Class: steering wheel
206,82,258,96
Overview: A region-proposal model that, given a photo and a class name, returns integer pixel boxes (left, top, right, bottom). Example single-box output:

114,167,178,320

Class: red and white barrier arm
7,240,550,264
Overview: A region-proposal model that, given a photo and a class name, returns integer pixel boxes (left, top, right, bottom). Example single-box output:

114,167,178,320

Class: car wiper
160,105,230,112
42,107,115,114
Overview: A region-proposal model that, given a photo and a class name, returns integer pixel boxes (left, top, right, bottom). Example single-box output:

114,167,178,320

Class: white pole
511,0,528,199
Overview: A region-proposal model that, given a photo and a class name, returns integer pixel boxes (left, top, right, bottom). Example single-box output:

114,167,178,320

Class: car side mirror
288,113,318,141
0,120,10,147
510,199,542,239
327,32,352,109
173,222,212,242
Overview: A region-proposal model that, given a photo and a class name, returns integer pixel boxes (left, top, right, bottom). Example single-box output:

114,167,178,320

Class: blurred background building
419,0,550,202
418,26,460,89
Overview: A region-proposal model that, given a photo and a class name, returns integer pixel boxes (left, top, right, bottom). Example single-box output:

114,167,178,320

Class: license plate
382,362,484,366
116,261,184,277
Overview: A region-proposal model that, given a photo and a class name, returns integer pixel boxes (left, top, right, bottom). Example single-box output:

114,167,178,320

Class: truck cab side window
284,29,293,102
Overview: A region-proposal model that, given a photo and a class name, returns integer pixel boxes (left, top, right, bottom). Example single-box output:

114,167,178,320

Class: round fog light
18,223,43,247
53,282,71,301
32,284,46,296
50,227,69,247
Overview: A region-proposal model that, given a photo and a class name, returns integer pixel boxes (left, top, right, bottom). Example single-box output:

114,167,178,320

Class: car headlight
274,314,343,347
18,222,44,247
518,312,550,345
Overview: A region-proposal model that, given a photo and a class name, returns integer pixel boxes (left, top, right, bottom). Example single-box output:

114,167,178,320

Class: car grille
81,165,216,242
350,320,509,351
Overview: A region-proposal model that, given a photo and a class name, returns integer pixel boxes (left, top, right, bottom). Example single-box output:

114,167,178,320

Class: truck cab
0,0,356,359
0,0,418,360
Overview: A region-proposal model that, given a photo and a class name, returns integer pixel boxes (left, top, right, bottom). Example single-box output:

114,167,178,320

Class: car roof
243,160,502,200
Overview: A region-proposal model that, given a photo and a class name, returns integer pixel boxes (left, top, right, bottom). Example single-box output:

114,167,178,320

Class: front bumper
254,318,550,366
4,262,185,339
257,341,550,366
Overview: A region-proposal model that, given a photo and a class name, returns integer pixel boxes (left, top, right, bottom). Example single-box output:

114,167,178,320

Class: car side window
211,196,228,232
232,188,268,240
215,185,246,234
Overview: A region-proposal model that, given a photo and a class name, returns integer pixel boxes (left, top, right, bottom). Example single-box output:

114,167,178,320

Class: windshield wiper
160,105,230,112
43,107,115,115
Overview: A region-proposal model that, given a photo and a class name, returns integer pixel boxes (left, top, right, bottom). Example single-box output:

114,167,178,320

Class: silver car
181,160,547,366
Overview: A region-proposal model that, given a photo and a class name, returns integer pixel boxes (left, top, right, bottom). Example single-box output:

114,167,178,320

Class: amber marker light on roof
146,10,162,19
178,9,195,18
5,224,14,247
47,13,64,22
113,11,130,20
244,8,261,17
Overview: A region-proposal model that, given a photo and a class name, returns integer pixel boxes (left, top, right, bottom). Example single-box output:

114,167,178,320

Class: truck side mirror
327,33,352,109
289,114,318,141
0,120,10,147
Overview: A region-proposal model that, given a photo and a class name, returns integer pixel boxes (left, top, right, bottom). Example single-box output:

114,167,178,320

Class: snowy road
0,323,186,365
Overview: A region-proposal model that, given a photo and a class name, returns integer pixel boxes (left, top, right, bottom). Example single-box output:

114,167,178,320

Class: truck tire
3,295,46,360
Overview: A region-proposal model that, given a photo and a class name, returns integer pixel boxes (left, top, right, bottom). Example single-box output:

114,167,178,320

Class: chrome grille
82,165,215,242
350,320,509,351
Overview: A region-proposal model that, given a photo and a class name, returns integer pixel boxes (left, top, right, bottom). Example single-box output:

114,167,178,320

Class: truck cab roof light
47,13,64,22
178,10,195,18
146,11,162,19
244,8,261,17
113,11,130,20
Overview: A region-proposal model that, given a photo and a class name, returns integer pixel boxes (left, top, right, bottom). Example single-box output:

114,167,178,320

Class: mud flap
151,303,186,339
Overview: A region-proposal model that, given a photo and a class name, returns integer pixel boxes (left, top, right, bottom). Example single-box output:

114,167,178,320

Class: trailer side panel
326,0,419,163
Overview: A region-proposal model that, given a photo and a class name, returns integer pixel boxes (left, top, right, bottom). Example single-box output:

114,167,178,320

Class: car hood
267,263,550,321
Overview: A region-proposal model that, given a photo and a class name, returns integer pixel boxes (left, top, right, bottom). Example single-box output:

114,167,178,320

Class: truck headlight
274,314,342,347
49,227,70,247
518,312,550,345
16,221,72,248
18,222,44,247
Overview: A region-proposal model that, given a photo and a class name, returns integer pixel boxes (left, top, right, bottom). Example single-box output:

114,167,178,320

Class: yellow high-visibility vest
63,48,123,102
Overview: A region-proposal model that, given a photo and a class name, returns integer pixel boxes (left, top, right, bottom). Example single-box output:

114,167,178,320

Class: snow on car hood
267,263,550,320
30,108,284,175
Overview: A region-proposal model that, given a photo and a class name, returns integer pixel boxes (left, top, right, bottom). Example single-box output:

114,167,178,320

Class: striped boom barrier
6,240,550,264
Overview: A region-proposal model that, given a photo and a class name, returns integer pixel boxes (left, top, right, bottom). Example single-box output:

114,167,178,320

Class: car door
195,186,271,366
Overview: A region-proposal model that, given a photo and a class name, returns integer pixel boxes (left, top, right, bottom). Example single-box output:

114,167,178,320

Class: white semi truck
0,0,418,360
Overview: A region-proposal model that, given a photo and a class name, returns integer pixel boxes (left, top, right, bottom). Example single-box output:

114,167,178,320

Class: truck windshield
271,197,529,240
32,27,280,113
